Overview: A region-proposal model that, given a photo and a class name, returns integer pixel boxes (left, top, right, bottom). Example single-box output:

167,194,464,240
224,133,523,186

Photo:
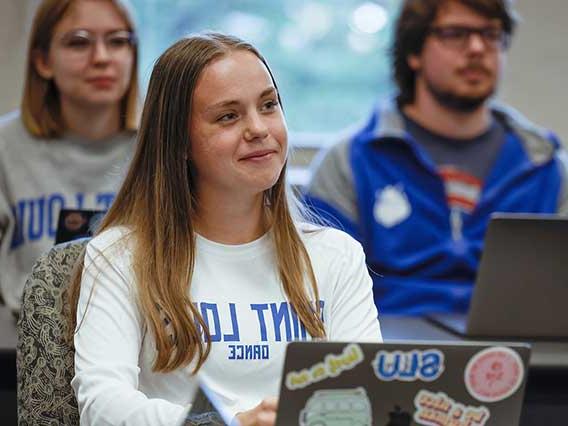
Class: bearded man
305,0,568,315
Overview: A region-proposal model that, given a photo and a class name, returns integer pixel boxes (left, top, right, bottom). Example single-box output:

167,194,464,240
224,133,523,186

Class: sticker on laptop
372,349,445,382
299,387,372,426
414,390,490,426
464,346,524,402
285,343,364,390
64,211,87,232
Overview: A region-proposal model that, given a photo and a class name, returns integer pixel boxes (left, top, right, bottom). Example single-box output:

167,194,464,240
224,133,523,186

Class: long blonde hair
21,0,139,138
68,33,325,373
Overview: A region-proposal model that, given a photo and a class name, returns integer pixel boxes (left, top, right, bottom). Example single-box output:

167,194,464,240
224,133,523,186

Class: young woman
0,0,138,313
69,33,381,426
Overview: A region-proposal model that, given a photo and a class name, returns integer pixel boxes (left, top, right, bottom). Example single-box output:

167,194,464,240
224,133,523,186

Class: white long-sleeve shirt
72,225,382,425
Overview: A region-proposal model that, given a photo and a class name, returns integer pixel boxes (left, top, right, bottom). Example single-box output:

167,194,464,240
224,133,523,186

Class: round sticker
465,346,524,403
64,212,86,232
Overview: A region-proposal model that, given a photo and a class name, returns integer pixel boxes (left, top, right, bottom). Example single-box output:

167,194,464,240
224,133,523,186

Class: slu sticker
374,185,411,227
372,349,444,382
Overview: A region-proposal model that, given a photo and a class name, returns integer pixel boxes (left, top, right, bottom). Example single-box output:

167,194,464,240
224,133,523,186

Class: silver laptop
276,341,530,426
429,213,568,339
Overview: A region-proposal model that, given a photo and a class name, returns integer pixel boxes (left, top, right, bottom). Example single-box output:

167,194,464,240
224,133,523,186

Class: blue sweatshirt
305,101,568,315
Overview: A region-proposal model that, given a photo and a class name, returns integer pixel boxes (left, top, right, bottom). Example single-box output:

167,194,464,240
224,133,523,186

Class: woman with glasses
0,0,138,313
67,33,381,425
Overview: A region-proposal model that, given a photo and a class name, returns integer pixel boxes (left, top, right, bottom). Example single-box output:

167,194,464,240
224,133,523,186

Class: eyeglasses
429,25,510,50
58,29,137,58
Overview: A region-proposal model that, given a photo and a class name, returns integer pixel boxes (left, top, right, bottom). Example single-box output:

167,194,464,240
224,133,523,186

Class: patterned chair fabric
17,239,89,426
16,238,221,426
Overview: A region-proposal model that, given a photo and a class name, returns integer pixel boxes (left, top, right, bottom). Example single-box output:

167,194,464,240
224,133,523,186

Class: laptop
276,341,530,426
186,380,234,425
429,213,568,339
55,208,105,244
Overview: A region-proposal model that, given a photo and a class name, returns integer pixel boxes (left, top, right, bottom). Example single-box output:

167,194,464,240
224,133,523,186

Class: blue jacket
305,101,568,315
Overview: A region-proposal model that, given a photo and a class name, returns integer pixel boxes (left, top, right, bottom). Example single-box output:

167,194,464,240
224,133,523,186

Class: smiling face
34,0,134,111
408,1,505,111
189,50,288,202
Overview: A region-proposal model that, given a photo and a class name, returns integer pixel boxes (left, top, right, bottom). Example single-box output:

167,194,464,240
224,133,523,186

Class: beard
424,68,496,113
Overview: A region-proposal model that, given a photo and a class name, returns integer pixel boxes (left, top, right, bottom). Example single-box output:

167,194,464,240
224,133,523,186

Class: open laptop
428,213,568,339
186,380,234,425
55,208,105,244
276,341,530,426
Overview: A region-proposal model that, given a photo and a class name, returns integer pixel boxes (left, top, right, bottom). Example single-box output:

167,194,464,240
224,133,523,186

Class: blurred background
1,0,566,149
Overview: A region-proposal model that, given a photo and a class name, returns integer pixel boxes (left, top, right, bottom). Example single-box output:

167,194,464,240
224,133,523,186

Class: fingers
259,396,278,411
257,410,276,426
257,397,278,426
234,396,278,426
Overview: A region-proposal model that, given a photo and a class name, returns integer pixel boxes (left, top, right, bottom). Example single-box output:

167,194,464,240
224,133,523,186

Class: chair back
16,239,90,425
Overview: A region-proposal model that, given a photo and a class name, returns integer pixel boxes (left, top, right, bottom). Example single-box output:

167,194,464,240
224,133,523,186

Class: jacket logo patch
374,185,411,227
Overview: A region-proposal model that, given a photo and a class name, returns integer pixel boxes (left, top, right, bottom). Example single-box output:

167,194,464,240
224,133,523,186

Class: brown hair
21,0,139,138
393,0,518,105
67,33,326,373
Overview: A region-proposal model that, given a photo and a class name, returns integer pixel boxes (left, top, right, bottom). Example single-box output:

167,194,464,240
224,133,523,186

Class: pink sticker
465,347,524,402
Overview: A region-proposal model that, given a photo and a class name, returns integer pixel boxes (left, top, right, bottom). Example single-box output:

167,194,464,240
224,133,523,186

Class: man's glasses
58,29,136,58
429,25,510,50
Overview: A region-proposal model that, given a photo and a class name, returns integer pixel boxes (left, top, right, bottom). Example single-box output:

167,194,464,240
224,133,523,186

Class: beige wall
0,0,37,116
501,0,568,143
0,0,566,144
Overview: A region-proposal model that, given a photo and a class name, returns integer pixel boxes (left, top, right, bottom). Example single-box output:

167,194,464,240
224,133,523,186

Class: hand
233,397,278,426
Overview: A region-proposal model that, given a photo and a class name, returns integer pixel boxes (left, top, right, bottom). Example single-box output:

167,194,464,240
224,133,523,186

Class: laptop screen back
467,214,568,338
276,341,530,426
